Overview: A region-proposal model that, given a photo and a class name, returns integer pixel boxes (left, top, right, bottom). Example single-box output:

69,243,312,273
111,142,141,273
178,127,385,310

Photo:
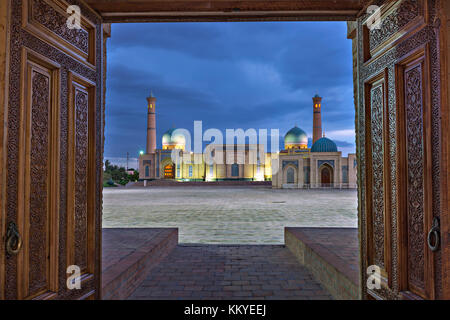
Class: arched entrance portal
286,167,295,184
164,164,175,179
319,164,333,187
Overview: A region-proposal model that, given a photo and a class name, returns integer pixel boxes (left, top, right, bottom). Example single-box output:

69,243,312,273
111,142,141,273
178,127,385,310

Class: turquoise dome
284,126,308,147
162,128,186,146
311,137,338,152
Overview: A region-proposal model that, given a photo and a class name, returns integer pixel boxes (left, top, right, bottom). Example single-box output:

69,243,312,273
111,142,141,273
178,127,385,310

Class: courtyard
102,186,357,244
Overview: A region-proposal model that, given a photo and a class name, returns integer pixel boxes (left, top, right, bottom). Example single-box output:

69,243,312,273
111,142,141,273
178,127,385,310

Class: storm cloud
105,22,355,159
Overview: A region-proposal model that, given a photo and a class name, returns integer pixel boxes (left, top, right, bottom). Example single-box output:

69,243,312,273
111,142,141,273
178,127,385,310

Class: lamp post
139,150,144,186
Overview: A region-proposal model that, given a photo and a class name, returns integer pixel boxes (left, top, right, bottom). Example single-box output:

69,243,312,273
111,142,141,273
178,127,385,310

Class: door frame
1,0,448,300
0,0,12,301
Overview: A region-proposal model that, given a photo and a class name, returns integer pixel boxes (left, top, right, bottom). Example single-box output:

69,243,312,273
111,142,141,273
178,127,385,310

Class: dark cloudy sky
105,21,355,164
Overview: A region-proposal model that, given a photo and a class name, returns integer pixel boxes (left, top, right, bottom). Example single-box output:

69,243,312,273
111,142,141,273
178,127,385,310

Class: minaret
312,94,323,144
146,92,157,154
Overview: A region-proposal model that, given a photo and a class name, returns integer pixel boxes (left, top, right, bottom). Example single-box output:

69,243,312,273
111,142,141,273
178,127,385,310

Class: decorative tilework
282,160,298,169
318,160,335,168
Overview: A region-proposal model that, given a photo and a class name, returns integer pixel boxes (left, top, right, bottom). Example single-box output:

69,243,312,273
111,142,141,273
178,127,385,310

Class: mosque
139,94,357,188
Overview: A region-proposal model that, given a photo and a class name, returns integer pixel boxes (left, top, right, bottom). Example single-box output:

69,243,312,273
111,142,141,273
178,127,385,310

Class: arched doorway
319,164,333,187
164,164,175,179
287,167,295,184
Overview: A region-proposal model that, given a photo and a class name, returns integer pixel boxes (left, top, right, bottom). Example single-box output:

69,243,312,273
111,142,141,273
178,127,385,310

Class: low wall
102,228,178,300
285,227,360,300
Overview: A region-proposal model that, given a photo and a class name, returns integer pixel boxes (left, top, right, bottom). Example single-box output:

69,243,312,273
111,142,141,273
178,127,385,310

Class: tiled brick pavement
103,187,357,244
128,245,332,300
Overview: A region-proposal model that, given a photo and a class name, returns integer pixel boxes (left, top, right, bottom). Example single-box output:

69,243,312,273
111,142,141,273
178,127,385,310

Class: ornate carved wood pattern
404,64,426,291
370,84,385,269
22,0,96,67
358,0,443,300
369,0,420,51
74,89,89,272
31,0,89,54
6,0,103,299
28,69,51,296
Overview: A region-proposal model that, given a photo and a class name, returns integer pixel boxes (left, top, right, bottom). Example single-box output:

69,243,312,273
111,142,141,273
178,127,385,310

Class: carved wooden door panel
1,0,103,300
357,0,445,300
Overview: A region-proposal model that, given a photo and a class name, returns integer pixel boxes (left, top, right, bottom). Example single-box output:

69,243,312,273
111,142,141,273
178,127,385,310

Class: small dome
311,137,338,153
284,126,308,148
162,128,186,147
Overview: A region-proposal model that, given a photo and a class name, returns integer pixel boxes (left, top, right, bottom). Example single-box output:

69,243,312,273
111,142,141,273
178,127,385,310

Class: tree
104,160,132,185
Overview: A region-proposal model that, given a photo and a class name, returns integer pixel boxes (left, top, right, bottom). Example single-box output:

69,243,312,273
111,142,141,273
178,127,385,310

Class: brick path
128,244,332,300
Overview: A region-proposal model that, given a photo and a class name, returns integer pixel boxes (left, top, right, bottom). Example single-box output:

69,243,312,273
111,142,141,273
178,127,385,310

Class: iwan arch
0,0,449,300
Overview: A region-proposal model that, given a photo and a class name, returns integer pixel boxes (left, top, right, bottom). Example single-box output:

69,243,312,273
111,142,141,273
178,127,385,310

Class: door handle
427,217,440,252
6,222,22,256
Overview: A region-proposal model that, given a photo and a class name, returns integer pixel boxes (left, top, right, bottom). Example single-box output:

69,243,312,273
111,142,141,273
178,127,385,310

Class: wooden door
0,0,104,300
355,0,448,300
320,165,332,187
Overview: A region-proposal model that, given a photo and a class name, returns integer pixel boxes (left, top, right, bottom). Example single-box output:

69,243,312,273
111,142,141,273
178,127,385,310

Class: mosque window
189,166,193,177
231,164,239,177
342,166,349,184
145,166,149,177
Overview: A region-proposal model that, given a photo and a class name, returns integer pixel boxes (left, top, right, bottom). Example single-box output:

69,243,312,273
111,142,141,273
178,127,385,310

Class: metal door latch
427,217,440,252
6,222,22,256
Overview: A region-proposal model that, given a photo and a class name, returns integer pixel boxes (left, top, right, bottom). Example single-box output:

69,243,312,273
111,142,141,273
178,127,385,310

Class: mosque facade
139,94,357,188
